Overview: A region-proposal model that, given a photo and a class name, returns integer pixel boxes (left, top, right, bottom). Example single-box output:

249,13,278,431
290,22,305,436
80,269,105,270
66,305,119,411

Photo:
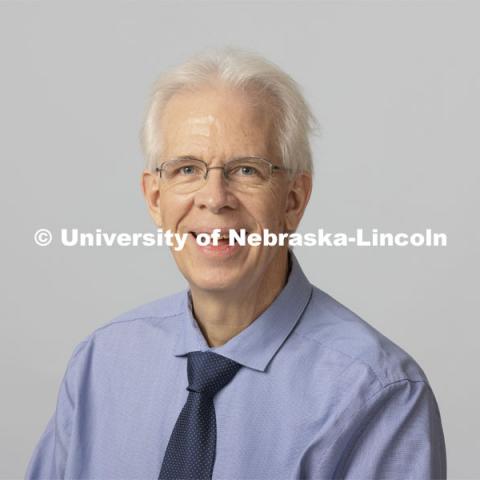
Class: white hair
141,47,317,175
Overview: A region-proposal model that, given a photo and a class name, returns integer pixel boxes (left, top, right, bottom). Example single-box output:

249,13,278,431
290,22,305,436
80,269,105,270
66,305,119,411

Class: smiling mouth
189,229,250,242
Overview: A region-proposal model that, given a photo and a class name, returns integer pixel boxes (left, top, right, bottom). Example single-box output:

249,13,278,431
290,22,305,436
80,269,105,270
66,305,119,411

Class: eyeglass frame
154,155,292,183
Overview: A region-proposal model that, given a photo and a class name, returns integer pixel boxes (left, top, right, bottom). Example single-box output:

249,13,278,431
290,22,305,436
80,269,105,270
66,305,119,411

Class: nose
193,168,238,213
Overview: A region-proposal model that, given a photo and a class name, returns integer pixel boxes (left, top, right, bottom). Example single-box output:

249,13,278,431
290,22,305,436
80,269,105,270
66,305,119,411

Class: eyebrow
166,155,270,164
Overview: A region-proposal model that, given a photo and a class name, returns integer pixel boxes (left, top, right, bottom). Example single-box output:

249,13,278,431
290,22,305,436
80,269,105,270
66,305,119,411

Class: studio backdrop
1,1,478,478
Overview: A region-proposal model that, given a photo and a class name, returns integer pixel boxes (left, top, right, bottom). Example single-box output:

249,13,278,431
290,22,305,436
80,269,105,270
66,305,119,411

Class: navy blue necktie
159,350,243,480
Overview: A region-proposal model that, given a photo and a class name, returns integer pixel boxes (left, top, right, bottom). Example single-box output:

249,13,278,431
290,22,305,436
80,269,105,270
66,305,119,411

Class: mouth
189,228,250,243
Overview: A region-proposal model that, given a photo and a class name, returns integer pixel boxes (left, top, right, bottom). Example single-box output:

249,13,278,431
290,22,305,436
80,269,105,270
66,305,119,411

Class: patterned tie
159,350,243,480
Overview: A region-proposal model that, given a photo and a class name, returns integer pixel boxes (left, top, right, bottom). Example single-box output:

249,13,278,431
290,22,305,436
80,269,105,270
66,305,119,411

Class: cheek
159,192,193,228
243,187,288,230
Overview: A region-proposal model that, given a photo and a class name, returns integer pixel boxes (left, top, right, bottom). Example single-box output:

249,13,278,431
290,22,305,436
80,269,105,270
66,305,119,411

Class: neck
189,249,290,347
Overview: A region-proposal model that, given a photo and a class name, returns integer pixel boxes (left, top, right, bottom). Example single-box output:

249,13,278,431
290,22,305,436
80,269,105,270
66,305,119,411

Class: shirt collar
172,250,313,372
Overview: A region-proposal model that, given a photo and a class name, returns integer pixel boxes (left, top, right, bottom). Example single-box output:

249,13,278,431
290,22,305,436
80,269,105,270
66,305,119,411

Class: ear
141,169,163,228
284,173,312,232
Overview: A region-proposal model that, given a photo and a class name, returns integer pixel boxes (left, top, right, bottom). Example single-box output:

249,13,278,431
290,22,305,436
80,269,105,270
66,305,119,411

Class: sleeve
25,340,88,480
337,379,447,479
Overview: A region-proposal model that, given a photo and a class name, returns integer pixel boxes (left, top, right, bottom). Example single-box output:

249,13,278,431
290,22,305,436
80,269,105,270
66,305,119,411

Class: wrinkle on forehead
160,85,278,162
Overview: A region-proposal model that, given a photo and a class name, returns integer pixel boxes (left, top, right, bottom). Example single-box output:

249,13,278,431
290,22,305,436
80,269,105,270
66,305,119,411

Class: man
27,48,446,479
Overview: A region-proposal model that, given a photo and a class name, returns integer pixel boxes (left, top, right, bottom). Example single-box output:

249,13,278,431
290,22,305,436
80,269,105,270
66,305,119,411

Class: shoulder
65,290,187,370
107,289,186,326
293,285,429,389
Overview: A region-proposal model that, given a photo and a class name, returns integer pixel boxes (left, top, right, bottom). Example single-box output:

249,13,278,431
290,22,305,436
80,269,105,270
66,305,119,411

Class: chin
187,270,244,293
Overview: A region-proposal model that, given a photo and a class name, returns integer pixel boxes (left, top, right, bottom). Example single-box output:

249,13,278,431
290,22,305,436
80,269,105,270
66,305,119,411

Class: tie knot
186,351,242,397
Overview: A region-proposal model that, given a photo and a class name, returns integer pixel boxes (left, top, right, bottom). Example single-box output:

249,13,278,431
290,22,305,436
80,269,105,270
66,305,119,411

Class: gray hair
140,47,317,175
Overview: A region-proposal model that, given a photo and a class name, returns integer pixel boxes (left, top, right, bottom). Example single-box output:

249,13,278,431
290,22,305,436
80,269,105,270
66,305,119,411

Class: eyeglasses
155,156,291,193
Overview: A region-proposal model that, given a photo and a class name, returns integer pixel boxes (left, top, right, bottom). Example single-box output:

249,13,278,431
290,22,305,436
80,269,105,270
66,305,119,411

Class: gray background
1,1,478,478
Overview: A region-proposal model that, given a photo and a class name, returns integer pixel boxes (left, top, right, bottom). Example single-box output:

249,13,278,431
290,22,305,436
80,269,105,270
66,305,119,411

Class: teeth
190,229,247,239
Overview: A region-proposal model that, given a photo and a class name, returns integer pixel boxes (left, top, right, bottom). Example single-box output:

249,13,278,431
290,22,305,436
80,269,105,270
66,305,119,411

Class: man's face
143,85,311,294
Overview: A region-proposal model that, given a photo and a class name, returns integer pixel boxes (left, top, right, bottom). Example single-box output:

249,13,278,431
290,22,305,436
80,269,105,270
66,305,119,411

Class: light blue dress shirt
27,252,446,479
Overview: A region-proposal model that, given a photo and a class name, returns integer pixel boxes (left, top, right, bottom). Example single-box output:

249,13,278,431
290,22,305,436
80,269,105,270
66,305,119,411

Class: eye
181,165,196,175
174,164,201,176
231,165,260,177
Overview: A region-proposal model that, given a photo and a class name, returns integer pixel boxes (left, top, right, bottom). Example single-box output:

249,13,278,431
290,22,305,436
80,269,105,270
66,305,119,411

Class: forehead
160,85,276,160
